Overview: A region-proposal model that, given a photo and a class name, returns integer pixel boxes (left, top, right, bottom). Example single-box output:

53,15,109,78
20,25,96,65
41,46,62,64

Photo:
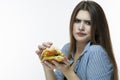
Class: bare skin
36,42,80,80
36,10,92,80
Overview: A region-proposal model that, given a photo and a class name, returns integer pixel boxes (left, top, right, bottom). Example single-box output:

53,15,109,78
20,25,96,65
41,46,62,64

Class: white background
0,0,120,80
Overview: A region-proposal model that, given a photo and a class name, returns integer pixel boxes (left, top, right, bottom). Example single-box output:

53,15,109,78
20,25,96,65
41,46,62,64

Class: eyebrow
75,18,91,21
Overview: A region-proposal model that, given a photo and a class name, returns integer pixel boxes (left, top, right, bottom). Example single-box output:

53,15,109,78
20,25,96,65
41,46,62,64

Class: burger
41,46,66,63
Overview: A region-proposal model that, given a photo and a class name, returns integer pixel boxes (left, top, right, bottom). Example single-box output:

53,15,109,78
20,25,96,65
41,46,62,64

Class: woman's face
73,10,91,43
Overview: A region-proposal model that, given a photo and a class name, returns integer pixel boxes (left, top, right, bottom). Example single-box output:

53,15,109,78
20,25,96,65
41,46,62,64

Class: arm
59,43,80,80
36,42,57,80
87,46,113,80
62,69,80,80
43,65,57,80
52,60,80,80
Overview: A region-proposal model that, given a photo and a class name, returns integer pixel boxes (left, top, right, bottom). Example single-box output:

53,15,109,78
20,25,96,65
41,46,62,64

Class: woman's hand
52,60,70,72
36,42,55,70
35,42,53,60
35,42,79,80
36,42,71,72
42,59,71,72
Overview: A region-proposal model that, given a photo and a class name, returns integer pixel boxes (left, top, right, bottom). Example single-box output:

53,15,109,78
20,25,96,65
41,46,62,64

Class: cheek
72,26,77,35
86,26,91,33
72,26,75,32
73,24,78,32
87,28,91,38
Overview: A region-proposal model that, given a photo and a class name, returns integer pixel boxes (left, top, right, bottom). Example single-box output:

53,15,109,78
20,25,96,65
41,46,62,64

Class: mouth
76,32,86,37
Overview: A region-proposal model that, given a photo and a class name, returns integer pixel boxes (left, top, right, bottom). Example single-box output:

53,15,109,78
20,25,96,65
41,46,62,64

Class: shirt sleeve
61,43,69,57
54,43,69,80
87,45,113,80
54,70,64,80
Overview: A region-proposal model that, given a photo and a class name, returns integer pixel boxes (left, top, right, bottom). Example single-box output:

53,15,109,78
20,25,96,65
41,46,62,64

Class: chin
75,37,90,43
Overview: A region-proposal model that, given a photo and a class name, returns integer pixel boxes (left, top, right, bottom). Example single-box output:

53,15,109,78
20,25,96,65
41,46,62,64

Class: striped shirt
54,42,113,80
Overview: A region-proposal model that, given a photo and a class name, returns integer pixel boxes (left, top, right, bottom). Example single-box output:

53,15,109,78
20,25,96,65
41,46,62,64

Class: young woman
36,1,118,80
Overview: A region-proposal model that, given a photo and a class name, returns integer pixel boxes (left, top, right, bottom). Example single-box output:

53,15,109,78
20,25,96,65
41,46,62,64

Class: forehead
76,10,91,20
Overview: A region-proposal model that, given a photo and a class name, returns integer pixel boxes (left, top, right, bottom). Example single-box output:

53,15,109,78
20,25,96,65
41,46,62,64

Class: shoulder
61,43,70,49
89,44,107,56
88,44,111,63
89,44,105,51
87,44,113,79
88,44,112,66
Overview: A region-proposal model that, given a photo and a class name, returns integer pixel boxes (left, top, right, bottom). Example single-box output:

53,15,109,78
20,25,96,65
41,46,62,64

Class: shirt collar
71,41,91,59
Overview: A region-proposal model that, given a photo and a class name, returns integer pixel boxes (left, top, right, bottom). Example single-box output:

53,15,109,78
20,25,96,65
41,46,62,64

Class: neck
75,42,86,54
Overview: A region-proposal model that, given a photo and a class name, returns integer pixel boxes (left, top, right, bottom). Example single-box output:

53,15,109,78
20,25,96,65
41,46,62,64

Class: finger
51,60,59,67
44,61,55,69
62,60,70,66
35,50,42,58
52,60,69,70
38,42,52,51
42,63,53,70
42,42,53,48
47,42,53,46
35,50,42,54
38,45,46,50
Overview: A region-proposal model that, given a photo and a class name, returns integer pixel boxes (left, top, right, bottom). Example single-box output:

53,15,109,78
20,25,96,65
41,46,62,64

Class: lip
76,32,86,37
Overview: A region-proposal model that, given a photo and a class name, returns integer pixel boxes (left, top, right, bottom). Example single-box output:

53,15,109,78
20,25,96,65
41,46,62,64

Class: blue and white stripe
55,42,113,80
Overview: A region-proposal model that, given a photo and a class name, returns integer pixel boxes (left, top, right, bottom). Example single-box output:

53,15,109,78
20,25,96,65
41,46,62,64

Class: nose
79,21,84,31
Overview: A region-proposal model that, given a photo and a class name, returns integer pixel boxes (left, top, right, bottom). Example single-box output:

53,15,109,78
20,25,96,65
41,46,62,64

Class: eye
85,21,91,25
74,19,81,23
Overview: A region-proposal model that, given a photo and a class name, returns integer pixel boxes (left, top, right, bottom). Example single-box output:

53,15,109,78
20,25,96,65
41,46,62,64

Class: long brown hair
68,1,118,80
